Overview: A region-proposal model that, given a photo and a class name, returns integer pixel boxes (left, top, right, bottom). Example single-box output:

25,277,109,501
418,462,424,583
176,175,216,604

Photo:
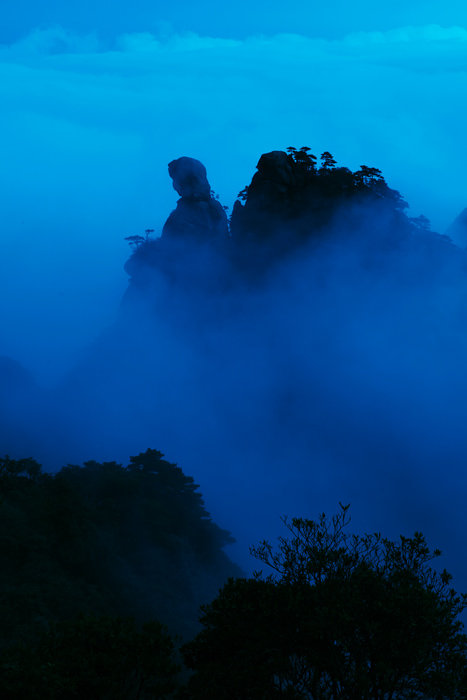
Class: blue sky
3,0,467,41
2,3,467,379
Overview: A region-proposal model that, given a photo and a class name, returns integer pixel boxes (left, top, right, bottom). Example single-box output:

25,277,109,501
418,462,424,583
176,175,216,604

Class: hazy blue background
2,1,467,592
2,2,467,381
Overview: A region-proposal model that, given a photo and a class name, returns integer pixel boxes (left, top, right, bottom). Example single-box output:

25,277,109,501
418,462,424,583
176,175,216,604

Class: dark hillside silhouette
0,451,241,648
2,501,466,697
184,506,467,699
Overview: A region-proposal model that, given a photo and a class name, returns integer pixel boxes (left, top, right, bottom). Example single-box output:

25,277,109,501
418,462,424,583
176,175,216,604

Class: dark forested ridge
3,482,467,698
0,450,240,649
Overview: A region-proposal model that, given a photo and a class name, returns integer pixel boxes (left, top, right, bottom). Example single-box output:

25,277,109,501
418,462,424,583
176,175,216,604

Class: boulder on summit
162,157,228,242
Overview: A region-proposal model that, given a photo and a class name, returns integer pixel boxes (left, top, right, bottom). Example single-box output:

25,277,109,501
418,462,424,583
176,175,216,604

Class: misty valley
2,148,467,697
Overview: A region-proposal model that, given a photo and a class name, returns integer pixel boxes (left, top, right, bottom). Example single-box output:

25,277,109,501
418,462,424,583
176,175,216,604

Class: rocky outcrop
162,197,228,242
126,148,453,289
123,157,230,296
229,149,413,254
162,157,228,242
167,157,211,199
250,150,296,205
230,151,297,244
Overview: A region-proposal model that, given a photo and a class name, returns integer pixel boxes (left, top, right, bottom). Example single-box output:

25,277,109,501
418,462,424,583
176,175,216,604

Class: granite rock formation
230,150,297,245
168,157,211,199
125,148,462,291
124,157,230,295
162,157,228,242
229,148,412,254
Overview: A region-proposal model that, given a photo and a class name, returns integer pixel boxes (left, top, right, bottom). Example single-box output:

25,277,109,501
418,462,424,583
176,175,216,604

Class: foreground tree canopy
1,452,467,698
1,615,179,700
0,451,240,648
183,505,467,699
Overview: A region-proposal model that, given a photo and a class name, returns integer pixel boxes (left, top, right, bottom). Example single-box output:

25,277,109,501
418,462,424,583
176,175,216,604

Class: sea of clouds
2,24,467,379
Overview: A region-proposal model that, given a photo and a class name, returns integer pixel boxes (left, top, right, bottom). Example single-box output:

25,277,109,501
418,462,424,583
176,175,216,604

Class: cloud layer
1,25,467,379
